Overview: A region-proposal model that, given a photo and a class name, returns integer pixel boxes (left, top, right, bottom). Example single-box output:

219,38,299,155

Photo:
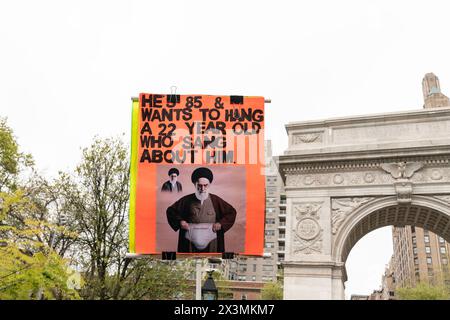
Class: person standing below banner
166,167,237,253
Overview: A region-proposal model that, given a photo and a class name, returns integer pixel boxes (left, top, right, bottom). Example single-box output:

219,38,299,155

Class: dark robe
161,181,183,192
166,193,237,253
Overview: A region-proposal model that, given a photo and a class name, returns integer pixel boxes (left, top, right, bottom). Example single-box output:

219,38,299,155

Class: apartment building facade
224,140,286,283
392,226,450,288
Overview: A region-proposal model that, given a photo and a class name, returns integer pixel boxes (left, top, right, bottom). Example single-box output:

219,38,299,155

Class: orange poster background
132,94,265,255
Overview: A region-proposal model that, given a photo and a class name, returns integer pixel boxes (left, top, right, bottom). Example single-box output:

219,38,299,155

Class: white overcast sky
2,0,450,298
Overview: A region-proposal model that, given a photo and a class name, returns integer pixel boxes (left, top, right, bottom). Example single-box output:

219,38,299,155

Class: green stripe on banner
128,99,139,253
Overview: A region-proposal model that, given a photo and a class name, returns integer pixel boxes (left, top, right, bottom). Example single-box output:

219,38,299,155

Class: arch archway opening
341,204,450,264
344,226,393,299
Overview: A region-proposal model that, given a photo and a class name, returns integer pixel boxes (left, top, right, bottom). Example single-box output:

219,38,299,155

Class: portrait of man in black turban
161,168,183,193
166,167,237,253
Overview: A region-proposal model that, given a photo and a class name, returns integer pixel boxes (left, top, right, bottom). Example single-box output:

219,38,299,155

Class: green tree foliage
0,117,33,191
115,260,192,300
261,281,283,300
0,119,80,300
58,136,192,300
56,136,130,299
0,118,20,177
0,120,192,300
0,243,81,300
396,281,450,300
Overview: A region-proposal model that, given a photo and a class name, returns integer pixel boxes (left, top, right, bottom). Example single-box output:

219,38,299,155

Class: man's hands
212,223,222,232
180,221,221,232
180,220,189,230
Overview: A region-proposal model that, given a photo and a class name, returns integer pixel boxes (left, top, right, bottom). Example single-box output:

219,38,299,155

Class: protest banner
129,94,265,256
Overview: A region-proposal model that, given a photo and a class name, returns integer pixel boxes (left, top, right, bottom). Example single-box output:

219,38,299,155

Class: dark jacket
166,193,237,253
161,181,183,192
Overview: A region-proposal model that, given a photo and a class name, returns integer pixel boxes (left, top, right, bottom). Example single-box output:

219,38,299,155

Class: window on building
440,247,446,254
439,237,445,244
425,247,431,254
442,258,448,265
241,294,247,300
263,265,274,272
412,236,417,244
252,276,256,281
265,242,275,248
265,218,275,225
265,230,275,236
424,235,430,243
427,257,432,264
413,247,418,255
414,258,419,265
253,264,257,272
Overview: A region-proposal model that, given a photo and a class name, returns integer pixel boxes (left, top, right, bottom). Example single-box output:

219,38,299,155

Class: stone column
283,261,346,300
283,196,345,299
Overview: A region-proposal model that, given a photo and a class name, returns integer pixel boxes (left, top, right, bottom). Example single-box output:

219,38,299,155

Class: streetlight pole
195,258,202,300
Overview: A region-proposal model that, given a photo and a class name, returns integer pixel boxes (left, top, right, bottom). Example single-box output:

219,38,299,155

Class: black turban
191,167,213,184
168,168,179,176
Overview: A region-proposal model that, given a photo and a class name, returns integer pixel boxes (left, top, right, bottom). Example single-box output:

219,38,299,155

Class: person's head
196,177,210,194
168,168,179,182
191,167,213,199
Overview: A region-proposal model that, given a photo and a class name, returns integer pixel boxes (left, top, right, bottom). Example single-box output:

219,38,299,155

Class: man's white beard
195,191,209,204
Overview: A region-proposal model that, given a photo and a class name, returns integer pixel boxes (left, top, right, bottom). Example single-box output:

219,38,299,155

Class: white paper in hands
185,223,217,250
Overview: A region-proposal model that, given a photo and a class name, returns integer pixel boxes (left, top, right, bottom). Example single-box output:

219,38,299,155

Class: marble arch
278,106,450,299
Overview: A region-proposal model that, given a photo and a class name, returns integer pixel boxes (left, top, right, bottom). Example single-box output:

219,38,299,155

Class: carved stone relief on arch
331,197,376,235
285,171,394,188
434,195,450,206
292,132,323,145
291,202,323,255
285,167,450,188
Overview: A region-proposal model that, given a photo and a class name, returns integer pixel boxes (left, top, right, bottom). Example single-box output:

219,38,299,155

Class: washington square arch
277,73,450,300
